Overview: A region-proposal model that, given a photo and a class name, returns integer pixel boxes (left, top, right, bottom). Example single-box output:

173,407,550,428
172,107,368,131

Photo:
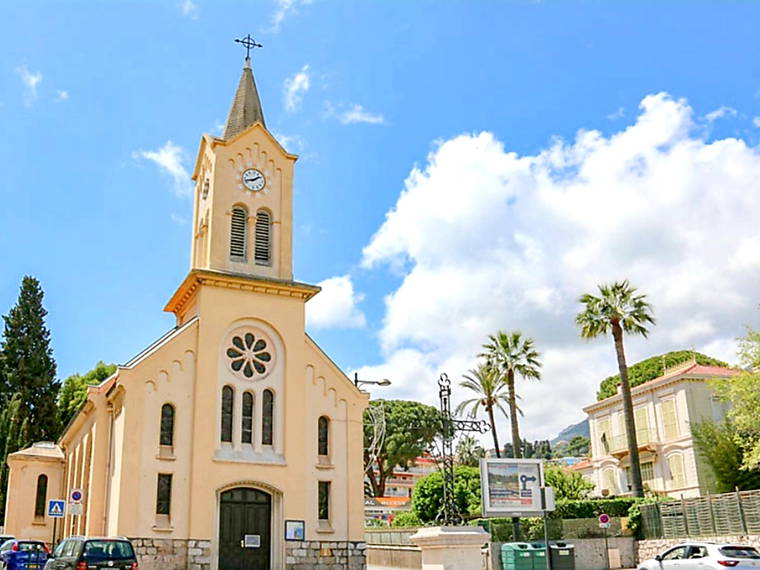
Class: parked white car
638,542,760,569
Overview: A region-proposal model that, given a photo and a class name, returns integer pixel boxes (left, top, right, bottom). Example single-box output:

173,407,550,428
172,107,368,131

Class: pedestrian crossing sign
47,500,65,518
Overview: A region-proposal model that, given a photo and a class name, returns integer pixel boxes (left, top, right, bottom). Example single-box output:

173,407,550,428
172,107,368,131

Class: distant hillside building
583,358,737,498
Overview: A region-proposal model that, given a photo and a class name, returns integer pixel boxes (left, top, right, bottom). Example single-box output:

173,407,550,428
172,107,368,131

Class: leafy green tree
708,320,760,469
692,419,760,492
561,435,591,458
58,361,117,426
712,372,760,469
504,439,553,459
363,399,440,497
597,350,727,400
480,331,542,459
576,280,655,498
455,435,485,467
543,462,595,500
412,466,481,522
737,323,760,369
455,364,509,457
0,276,61,522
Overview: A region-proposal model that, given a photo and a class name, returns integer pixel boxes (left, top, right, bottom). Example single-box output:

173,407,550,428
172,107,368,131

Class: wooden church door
218,488,272,569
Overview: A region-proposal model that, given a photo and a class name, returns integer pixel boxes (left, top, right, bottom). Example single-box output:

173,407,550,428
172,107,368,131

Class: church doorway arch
218,487,272,569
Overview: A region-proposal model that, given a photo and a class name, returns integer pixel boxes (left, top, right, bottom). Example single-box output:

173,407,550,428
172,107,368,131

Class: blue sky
3,1,760,439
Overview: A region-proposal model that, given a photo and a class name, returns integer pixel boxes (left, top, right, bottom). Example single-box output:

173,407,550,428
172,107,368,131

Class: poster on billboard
479,458,545,517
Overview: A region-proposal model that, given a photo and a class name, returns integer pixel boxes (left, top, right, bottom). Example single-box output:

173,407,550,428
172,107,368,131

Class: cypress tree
0,276,61,522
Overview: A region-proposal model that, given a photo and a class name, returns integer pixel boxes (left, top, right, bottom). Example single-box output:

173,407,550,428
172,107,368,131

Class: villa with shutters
583,358,738,499
3,55,368,570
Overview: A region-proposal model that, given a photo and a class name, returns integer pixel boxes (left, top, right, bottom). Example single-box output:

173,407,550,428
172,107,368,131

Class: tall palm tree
455,364,509,457
575,280,655,498
481,331,542,459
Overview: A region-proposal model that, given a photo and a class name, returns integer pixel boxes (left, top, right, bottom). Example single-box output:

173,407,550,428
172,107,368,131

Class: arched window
230,206,248,260
34,474,48,518
242,392,254,444
254,209,272,265
160,404,175,446
318,416,330,456
262,389,274,445
221,386,234,443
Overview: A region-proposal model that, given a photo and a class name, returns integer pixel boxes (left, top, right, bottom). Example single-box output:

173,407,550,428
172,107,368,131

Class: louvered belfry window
254,209,272,265
230,206,247,260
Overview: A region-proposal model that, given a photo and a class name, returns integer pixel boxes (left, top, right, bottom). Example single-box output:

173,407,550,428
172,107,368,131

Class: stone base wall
637,535,760,563
129,537,211,570
286,540,367,569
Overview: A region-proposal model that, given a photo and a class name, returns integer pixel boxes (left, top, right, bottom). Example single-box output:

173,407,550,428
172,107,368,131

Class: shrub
552,497,639,519
391,510,422,528
412,466,481,522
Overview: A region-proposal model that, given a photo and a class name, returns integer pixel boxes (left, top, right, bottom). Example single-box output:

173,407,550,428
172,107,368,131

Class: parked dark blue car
0,539,49,570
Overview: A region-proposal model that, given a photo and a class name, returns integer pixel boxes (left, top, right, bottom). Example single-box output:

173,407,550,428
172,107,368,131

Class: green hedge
551,497,639,519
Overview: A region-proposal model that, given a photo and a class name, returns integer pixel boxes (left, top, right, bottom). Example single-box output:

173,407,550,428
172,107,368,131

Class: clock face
242,168,266,191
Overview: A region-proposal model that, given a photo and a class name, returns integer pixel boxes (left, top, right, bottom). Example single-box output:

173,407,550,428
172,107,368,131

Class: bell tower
189,46,297,283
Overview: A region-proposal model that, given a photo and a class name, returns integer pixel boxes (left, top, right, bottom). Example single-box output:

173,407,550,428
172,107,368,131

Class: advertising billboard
479,458,545,517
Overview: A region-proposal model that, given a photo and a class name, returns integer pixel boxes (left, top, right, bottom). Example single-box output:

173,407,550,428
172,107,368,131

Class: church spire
223,38,266,139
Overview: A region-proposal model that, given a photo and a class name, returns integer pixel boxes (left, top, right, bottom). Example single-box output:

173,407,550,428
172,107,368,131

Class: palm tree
481,331,542,459
455,364,509,457
455,435,485,467
575,280,655,498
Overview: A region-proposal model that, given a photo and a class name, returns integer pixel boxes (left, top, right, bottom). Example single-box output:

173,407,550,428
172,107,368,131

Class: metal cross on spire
234,34,263,60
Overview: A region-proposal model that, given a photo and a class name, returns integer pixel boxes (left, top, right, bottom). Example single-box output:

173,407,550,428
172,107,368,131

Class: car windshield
83,540,134,560
719,546,760,559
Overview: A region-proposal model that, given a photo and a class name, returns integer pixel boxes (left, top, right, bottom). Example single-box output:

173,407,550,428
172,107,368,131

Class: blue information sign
47,500,65,518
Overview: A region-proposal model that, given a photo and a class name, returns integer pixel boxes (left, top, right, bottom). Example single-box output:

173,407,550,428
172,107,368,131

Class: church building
4,52,369,570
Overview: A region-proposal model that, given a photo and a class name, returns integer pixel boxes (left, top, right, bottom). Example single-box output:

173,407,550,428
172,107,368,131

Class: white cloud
16,65,42,106
170,213,187,225
55,90,69,102
272,132,305,153
283,65,311,112
360,92,760,440
272,0,312,32
753,117,760,128
181,0,198,18
306,275,366,329
705,106,737,122
328,102,386,125
607,107,624,120
132,141,192,197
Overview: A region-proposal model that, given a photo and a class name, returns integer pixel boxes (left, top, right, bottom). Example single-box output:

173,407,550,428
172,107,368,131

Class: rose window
226,333,272,378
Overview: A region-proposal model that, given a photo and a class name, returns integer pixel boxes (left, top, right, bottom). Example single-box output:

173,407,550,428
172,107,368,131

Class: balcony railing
605,428,658,456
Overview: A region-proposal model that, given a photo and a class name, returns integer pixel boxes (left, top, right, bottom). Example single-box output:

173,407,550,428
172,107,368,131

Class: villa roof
584,361,739,413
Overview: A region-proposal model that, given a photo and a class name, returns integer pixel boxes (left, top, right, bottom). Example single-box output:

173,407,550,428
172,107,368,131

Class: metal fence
640,490,760,539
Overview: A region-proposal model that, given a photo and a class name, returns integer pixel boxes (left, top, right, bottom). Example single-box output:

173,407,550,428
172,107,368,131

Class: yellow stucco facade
4,57,369,570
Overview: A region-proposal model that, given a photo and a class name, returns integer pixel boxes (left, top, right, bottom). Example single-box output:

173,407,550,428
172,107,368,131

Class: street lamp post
353,372,391,388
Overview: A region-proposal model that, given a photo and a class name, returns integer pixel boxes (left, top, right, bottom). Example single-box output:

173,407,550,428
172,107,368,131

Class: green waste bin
500,543,534,570
529,543,547,570
548,542,575,570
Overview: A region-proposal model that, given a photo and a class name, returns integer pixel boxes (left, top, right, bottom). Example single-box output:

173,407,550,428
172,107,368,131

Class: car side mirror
655,554,663,562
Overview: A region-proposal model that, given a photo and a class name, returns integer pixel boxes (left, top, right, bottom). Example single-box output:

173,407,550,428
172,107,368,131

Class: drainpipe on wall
102,403,115,534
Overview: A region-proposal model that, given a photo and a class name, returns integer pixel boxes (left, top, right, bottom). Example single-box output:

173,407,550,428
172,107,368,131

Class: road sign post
48,500,65,548
598,514,611,569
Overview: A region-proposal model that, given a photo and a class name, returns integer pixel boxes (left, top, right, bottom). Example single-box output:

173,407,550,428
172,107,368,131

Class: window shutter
603,468,617,494
662,399,678,440
598,418,611,454
255,210,272,265
635,407,650,443
230,207,247,260
668,454,685,488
